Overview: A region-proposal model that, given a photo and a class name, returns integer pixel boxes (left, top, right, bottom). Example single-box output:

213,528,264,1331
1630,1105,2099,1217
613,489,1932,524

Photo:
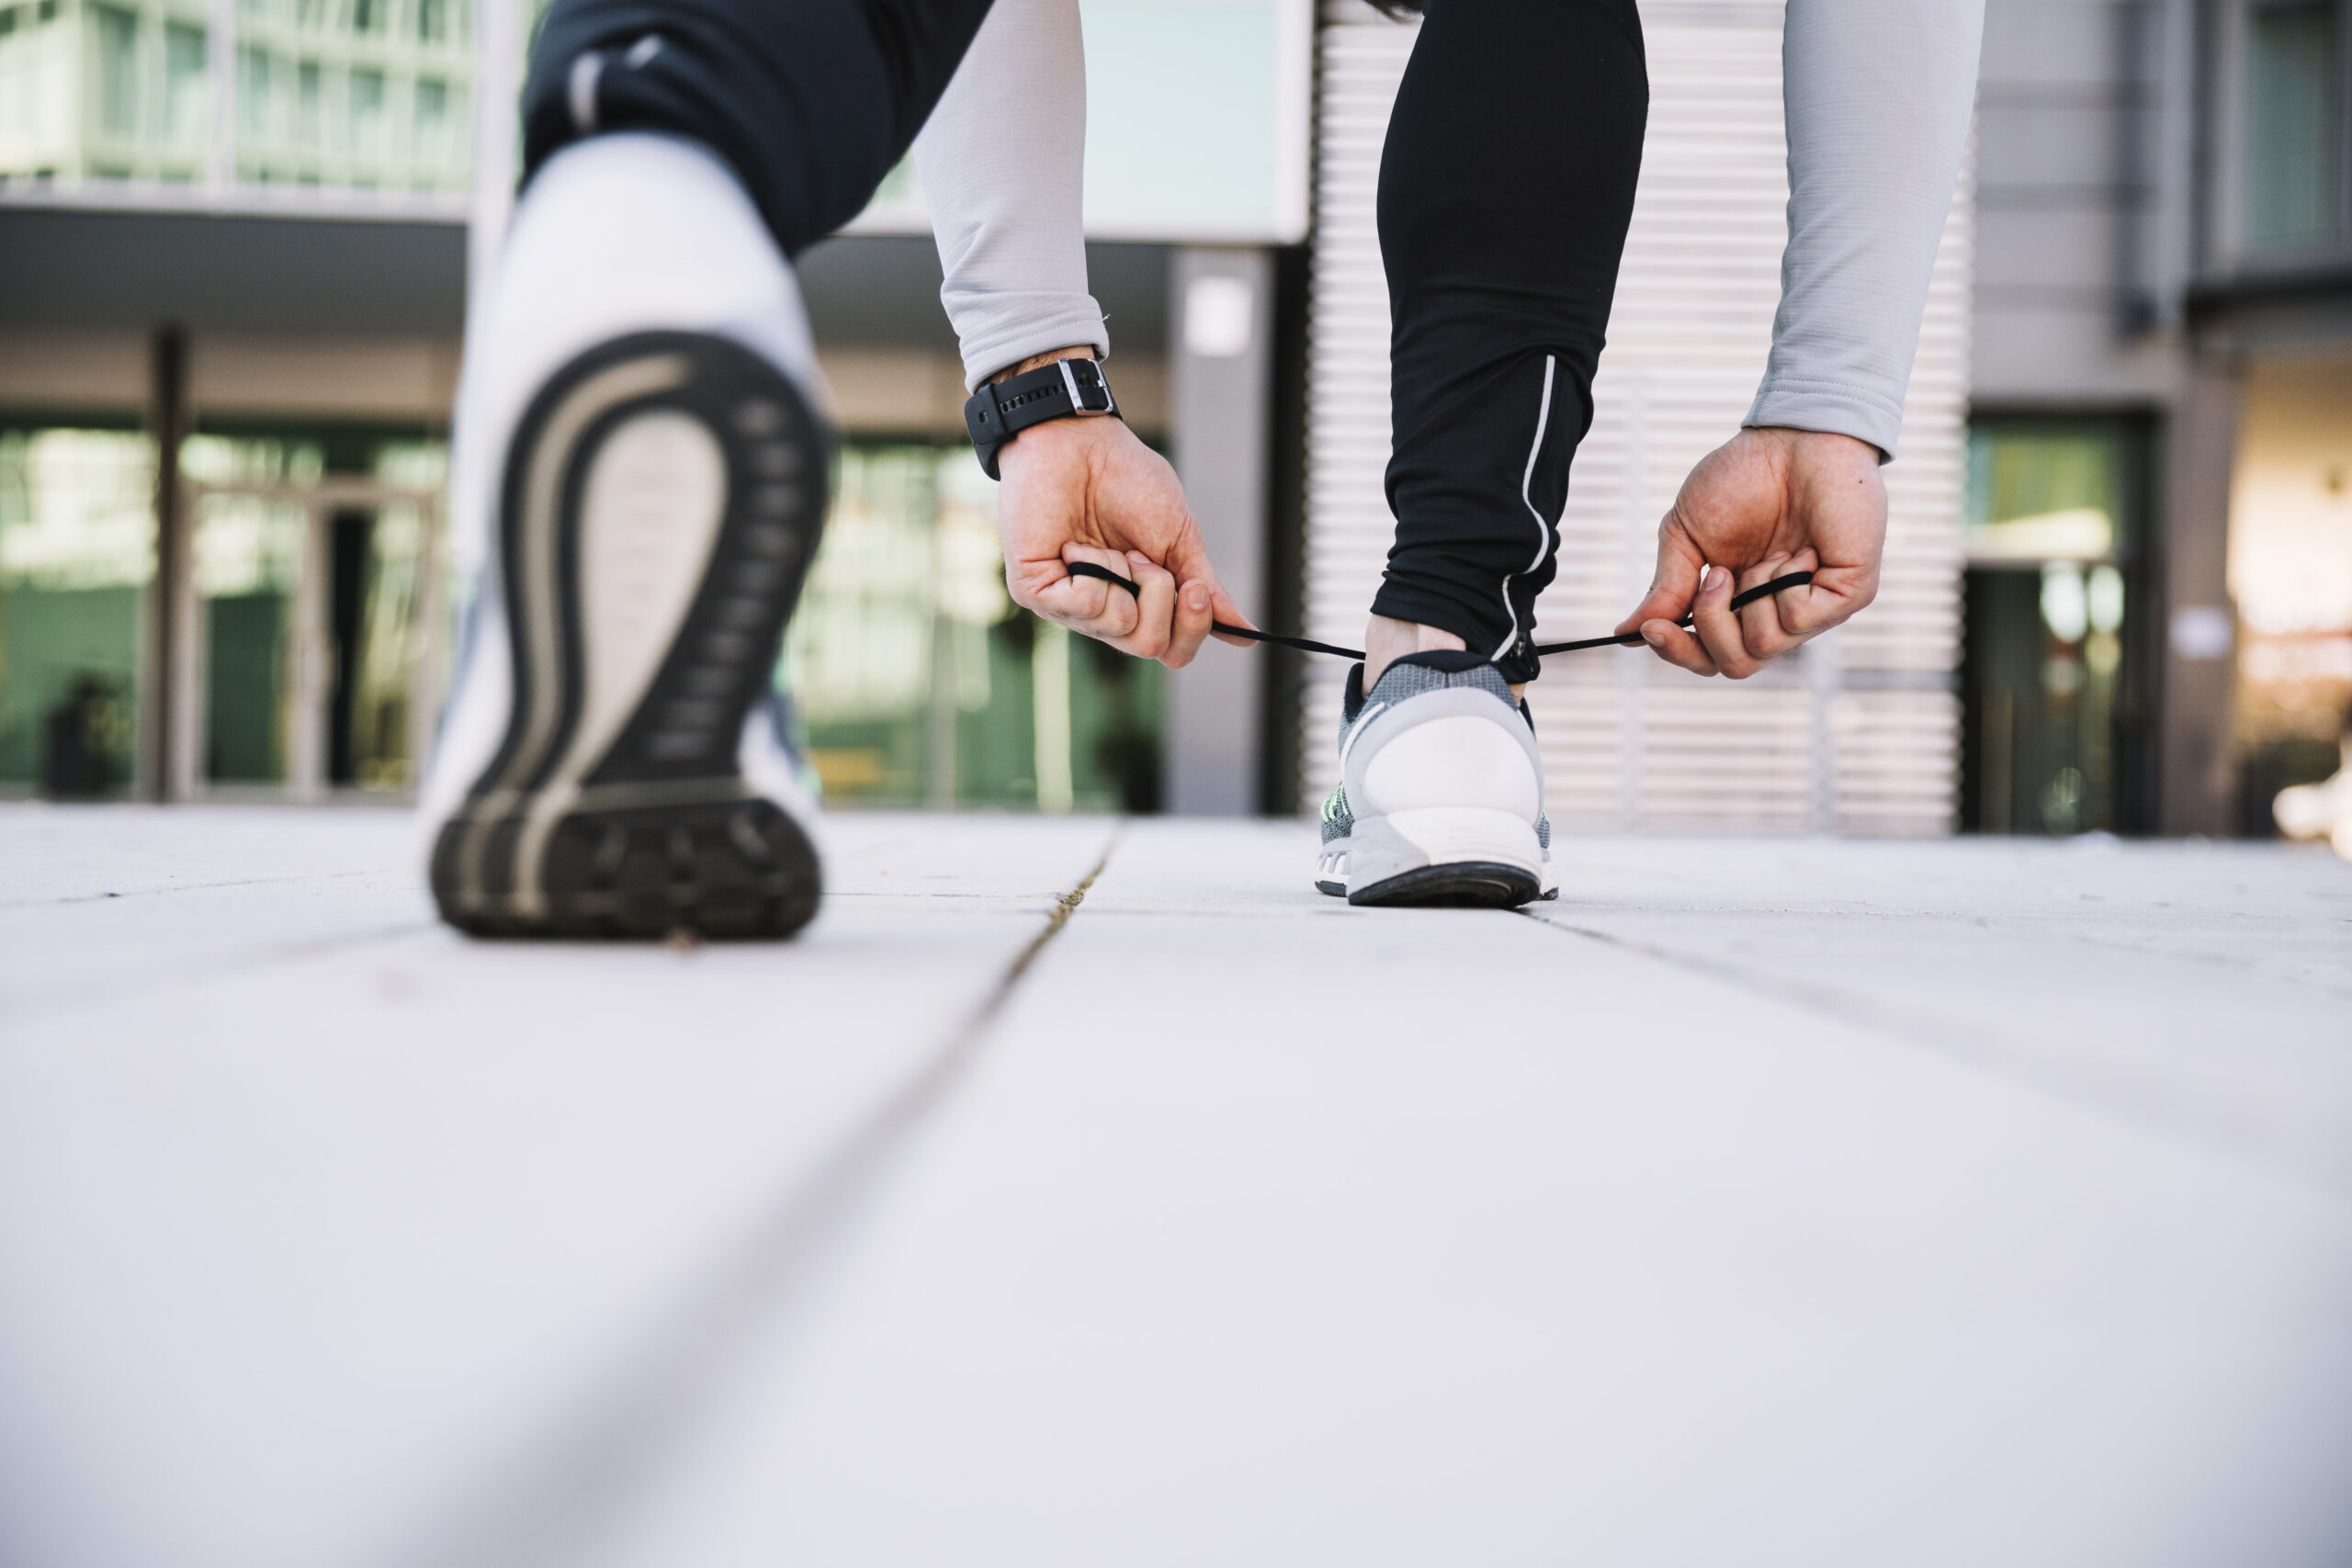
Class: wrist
987,344,1098,386
967,351,1119,480
996,410,1116,478
1745,425,1884,467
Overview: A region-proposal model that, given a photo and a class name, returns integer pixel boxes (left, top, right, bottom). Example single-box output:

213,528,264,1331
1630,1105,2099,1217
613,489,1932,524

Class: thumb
1617,514,1706,635
1205,580,1256,637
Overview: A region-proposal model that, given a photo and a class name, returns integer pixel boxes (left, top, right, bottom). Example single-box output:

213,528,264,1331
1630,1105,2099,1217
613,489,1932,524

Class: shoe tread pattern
431,332,827,940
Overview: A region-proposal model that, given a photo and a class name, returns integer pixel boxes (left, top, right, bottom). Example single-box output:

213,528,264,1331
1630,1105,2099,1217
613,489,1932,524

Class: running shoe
1313,652,1557,907
419,135,828,939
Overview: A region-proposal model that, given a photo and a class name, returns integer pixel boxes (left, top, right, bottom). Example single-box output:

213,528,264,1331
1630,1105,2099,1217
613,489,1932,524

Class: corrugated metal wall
1303,0,1971,835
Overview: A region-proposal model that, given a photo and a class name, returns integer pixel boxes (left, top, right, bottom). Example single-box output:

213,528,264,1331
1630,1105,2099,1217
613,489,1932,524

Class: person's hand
1616,426,1885,678
996,410,1253,669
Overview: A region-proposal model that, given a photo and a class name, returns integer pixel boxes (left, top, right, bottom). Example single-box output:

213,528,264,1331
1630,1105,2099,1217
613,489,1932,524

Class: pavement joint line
1566,904,2348,994
2,918,447,1031
960,832,1119,1033
1519,908,2352,1203
379,829,1124,1568
0,867,389,910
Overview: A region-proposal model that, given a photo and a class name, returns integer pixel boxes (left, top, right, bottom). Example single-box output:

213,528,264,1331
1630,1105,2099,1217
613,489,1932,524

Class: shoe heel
433,332,829,939
1347,807,1542,908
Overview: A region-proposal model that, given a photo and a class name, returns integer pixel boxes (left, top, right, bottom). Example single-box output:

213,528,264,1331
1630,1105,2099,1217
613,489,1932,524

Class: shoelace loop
1059,559,1816,661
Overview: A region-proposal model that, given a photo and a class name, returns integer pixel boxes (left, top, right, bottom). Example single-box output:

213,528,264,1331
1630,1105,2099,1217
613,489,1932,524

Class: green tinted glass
1965,427,2122,564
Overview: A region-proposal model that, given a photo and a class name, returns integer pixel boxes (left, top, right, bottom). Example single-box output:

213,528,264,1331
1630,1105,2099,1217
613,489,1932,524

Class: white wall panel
1303,0,1970,836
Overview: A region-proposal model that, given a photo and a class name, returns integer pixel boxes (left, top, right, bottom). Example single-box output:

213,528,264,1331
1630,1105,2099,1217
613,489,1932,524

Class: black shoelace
1062,559,1815,661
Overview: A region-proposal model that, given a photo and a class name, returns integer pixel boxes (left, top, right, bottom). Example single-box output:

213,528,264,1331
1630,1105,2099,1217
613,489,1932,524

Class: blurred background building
2,0,2346,835
1971,0,2352,837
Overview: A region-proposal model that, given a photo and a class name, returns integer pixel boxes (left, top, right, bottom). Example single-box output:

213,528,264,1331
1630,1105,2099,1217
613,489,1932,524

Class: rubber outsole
440,798,820,940
1348,861,1542,909
431,332,828,941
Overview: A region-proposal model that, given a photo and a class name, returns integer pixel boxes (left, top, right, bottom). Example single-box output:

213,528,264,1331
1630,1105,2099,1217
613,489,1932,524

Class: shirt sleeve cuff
1743,377,1905,463
953,296,1112,391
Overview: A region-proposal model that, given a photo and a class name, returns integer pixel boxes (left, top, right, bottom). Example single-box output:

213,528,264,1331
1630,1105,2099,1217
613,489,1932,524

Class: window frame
2210,0,2352,273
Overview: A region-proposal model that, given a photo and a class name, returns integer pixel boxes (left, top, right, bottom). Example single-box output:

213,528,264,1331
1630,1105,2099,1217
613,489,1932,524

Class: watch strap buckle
1057,356,1116,416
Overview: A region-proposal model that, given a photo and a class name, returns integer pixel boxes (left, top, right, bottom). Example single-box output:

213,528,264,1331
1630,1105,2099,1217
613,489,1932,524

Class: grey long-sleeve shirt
1745,0,1984,457
912,0,1107,392
916,0,1984,460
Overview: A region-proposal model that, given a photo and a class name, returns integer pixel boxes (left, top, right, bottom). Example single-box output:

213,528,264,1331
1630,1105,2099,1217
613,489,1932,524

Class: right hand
1615,426,1886,679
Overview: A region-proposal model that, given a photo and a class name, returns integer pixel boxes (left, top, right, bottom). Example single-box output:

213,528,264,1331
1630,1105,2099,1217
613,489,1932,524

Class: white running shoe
1312,651,1557,908
420,134,829,939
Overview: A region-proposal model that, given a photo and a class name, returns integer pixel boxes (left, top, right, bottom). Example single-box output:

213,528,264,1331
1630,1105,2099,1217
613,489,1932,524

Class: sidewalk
2,806,2348,1566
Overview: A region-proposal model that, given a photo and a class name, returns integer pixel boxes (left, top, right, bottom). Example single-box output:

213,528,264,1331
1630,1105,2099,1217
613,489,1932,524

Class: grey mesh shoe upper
1356,651,1517,714
1324,650,1546,853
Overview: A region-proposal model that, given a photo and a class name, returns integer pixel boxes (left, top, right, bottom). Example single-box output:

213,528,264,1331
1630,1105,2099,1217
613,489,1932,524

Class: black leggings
1374,0,1647,682
520,0,1648,682
521,0,992,255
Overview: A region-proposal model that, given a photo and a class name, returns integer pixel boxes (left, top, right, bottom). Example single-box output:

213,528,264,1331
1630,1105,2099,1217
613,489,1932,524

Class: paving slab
0,807,2346,1567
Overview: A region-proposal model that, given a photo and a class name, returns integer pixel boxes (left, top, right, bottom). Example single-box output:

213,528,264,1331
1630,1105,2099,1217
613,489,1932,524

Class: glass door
1961,422,2154,834
182,479,444,799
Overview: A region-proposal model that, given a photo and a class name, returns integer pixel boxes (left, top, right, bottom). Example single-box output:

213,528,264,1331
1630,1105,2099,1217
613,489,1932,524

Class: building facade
6,0,2346,833
0,0,1307,815
1973,0,2352,836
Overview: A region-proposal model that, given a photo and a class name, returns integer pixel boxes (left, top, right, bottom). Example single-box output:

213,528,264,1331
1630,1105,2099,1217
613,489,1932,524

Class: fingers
1161,577,1217,668
1617,515,1706,638
1621,511,1717,672
1639,615,1720,677
1689,561,1773,680
1095,550,1180,660
1023,542,1141,637
1729,550,1812,665
1019,544,1248,670
1206,583,1257,649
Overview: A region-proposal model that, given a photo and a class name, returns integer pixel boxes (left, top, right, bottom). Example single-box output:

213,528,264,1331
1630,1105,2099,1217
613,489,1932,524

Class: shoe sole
1341,807,1544,909
1316,841,1556,903
430,332,828,940
1349,861,1542,908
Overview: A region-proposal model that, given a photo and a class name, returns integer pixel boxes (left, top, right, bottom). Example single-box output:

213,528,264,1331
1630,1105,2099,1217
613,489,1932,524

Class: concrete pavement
1,806,2348,1566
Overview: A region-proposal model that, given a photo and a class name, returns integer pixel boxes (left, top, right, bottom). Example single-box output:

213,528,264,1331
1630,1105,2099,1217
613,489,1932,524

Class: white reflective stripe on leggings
1494,353,1557,663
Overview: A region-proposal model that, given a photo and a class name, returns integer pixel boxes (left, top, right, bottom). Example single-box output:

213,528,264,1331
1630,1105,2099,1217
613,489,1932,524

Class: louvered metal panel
1302,0,1971,837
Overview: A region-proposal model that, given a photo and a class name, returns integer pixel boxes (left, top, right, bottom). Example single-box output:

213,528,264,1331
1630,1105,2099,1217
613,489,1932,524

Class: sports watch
963,355,1119,479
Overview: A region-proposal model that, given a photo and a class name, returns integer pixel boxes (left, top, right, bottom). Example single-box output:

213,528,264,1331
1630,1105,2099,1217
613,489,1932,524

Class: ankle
1363,616,1466,689
1362,617,1526,703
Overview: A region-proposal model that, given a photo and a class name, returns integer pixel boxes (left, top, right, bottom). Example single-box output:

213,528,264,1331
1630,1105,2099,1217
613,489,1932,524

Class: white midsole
1342,806,1544,896
1381,806,1542,871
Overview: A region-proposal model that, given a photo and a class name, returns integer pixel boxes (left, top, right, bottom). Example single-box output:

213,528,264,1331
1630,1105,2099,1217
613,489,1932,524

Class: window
239,46,272,143
164,24,207,151
296,62,320,151
416,0,444,42
1962,424,2148,836
413,76,446,166
1965,428,2121,565
784,445,1164,811
94,6,139,140
0,430,156,795
347,68,384,163
2244,0,2345,251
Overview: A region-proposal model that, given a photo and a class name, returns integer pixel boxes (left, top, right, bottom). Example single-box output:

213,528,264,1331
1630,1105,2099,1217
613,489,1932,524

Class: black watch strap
964,356,1118,479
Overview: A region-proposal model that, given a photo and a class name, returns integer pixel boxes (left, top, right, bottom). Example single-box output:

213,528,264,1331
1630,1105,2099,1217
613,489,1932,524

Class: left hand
1616,426,1886,679
997,413,1253,670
